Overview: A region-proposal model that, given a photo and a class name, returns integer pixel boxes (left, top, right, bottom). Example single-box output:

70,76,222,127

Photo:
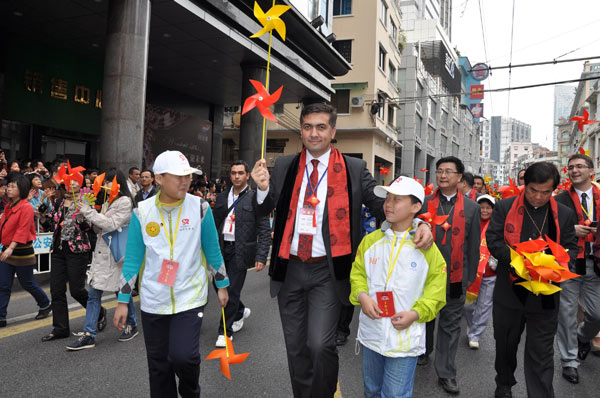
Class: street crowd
1,103,600,398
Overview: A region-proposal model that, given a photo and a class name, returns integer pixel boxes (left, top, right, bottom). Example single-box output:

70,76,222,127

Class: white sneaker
215,335,232,348
469,340,479,350
232,308,252,333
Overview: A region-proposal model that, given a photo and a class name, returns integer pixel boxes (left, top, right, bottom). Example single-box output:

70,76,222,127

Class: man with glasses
418,156,481,395
486,162,578,398
555,154,600,384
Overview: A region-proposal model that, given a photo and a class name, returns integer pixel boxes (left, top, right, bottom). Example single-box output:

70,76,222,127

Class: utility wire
507,0,516,122
469,55,600,72
477,0,493,114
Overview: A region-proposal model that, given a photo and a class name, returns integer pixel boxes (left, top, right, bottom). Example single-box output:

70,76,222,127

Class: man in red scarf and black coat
486,162,578,398
251,103,434,398
419,156,481,395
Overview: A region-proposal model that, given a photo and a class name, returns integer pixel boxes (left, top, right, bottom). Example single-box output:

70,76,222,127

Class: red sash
468,189,478,201
505,191,560,247
427,189,466,284
278,146,351,259
466,219,490,303
568,186,600,259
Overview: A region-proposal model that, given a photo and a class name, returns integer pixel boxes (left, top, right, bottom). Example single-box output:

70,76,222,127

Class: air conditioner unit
350,96,364,107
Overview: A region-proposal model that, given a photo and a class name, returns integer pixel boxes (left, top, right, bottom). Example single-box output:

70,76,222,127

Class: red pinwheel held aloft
242,80,284,122
205,336,250,380
57,160,85,188
570,109,596,132
379,167,390,176
498,177,522,199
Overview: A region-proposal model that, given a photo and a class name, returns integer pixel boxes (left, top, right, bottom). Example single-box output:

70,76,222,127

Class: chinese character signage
33,233,54,255
470,84,484,99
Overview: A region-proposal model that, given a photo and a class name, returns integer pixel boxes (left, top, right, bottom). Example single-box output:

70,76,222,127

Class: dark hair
518,169,526,177
7,173,31,200
409,195,422,205
140,169,155,179
436,156,465,175
27,173,42,183
461,172,474,187
105,168,133,205
8,160,20,170
207,181,216,190
128,167,140,176
87,168,99,175
231,160,250,173
478,198,495,208
474,175,484,184
524,162,560,189
568,154,594,169
300,103,337,128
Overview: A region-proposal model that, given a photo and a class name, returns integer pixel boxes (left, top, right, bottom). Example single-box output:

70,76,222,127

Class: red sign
470,85,484,99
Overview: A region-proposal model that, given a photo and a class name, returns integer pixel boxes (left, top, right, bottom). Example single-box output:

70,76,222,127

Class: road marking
11,287,52,301
0,296,140,340
335,380,342,397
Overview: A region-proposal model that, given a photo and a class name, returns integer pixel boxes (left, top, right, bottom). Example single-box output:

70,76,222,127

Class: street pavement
1,271,599,397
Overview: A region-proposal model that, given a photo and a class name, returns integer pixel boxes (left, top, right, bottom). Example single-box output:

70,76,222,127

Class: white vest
136,194,208,314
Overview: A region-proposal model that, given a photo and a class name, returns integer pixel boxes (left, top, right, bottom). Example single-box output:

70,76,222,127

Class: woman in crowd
0,174,51,327
464,194,497,349
40,178,104,341
0,180,7,215
8,161,20,173
67,168,138,350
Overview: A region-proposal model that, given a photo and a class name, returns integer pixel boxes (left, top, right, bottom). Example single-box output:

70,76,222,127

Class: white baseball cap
152,150,202,176
374,176,425,204
477,194,496,206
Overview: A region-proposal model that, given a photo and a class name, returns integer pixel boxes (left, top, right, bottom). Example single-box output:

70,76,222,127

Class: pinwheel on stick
205,308,250,379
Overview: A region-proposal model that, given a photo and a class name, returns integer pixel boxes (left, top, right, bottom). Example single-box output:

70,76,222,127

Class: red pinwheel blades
570,109,596,132
242,80,284,122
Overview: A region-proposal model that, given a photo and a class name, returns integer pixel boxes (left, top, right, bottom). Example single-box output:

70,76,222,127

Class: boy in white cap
113,150,229,397
350,176,447,398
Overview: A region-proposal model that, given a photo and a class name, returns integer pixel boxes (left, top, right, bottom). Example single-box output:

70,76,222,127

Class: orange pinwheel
570,109,596,132
242,80,284,122
498,177,522,199
108,176,120,204
250,2,291,41
379,167,390,176
205,308,249,379
92,173,106,197
57,160,85,188
418,212,449,226
579,146,591,156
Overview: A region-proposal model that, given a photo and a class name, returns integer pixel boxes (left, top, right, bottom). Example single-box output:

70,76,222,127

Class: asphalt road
1,271,598,397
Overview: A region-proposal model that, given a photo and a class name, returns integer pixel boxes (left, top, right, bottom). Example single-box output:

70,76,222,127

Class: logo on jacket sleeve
146,222,160,237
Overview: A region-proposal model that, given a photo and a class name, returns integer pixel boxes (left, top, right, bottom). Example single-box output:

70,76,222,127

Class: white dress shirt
223,185,248,241
575,186,594,254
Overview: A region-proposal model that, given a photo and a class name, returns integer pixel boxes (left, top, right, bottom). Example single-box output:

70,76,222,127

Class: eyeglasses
567,164,592,171
435,169,460,175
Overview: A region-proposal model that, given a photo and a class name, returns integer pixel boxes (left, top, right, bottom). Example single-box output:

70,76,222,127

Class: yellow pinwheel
250,2,291,41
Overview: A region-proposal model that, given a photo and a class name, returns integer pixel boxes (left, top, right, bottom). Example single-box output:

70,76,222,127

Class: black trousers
213,243,247,336
493,301,558,398
141,306,205,398
49,244,90,334
336,303,355,337
278,258,341,398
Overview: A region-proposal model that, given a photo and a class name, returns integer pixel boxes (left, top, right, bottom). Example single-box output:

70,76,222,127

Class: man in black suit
134,169,157,205
251,103,434,398
212,160,271,348
486,162,578,398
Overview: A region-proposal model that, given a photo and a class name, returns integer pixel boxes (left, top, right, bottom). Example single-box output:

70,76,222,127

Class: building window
514,154,518,159
390,19,397,41
428,125,435,145
452,142,459,157
379,45,387,71
524,146,528,150
333,0,352,15
332,40,352,63
388,105,395,127
330,89,350,114
380,0,388,24
388,62,396,83
441,135,447,152
377,94,385,119
416,113,423,137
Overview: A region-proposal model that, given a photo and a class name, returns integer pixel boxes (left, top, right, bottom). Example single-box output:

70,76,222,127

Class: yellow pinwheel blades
510,247,528,279
250,2,291,40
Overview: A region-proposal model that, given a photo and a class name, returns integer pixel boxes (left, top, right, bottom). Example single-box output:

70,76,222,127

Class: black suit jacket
258,152,385,304
134,186,157,206
213,187,271,271
486,196,578,310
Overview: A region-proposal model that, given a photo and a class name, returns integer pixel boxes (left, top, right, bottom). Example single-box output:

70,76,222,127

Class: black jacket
213,187,271,271
486,196,578,310
134,186,157,206
258,152,385,304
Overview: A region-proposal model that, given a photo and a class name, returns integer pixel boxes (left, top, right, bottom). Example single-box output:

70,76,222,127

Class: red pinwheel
413,176,423,184
418,212,449,226
379,167,390,176
57,160,85,188
579,146,591,156
242,80,284,122
420,168,428,172
570,109,596,132
424,183,434,196
498,177,521,199
205,336,249,380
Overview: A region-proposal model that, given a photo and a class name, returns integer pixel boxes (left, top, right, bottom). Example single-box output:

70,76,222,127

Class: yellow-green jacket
350,226,447,357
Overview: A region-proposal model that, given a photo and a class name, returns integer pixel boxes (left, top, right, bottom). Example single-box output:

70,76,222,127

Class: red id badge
376,291,396,317
158,259,179,286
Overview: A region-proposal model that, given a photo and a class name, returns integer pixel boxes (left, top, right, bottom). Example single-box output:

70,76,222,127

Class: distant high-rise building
490,116,532,162
553,85,576,151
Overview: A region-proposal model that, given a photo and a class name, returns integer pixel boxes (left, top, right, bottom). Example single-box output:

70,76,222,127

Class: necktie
582,193,591,255
297,159,320,262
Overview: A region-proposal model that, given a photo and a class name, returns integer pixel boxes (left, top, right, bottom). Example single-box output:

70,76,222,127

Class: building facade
553,85,576,151
489,116,531,163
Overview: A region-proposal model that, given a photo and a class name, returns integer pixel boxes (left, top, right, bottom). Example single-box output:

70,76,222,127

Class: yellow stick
70,181,78,210
222,307,229,358
260,0,276,160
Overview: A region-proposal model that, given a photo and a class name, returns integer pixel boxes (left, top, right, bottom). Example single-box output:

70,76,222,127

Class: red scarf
278,147,351,259
505,191,560,247
427,189,465,284
468,189,478,201
568,186,600,259
466,218,490,303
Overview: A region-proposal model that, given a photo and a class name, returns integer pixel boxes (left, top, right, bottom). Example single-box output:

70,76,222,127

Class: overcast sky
452,0,600,148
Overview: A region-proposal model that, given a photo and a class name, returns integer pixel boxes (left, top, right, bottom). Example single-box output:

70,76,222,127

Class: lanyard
305,163,329,199
385,228,411,290
159,205,183,261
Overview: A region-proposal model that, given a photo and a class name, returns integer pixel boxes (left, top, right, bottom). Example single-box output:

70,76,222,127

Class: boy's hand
113,302,129,331
358,292,382,320
414,223,433,249
217,288,229,308
390,310,419,330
